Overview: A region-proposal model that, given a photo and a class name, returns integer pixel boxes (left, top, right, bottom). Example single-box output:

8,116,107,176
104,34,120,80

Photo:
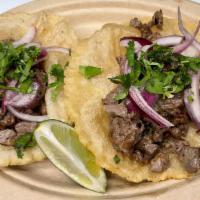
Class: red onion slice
120,36,152,52
7,106,48,122
173,21,200,53
181,45,200,57
13,26,36,47
178,7,200,51
184,71,200,128
24,42,41,48
154,35,183,46
45,47,71,55
4,81,44,109
129,86,174,128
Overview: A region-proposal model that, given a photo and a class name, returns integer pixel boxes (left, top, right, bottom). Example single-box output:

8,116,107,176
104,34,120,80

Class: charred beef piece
155,93,190,139
0,129,17,145
136,135,159,156
130,9,163,40
170,139,200,173
0,112,15,127
150,152,169,172
110,114,144,154
103,87,144,154
15,122,37,135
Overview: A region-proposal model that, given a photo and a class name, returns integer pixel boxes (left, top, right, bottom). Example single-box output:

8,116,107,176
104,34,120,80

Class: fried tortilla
0,12,78,166
63,19,200,182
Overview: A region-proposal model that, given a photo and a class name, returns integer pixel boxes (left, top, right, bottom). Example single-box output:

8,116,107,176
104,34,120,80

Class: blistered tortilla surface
0,12,78,166
64,19,200,182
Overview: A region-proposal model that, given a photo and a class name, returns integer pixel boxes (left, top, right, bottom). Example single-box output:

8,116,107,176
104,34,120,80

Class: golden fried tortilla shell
0,12,78,166
64,19,200,183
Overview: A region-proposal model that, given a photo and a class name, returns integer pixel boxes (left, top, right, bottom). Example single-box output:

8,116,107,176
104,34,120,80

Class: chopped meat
152,129,165,143
133,150,152,164
136,136,159,156
15,122,37,135
150,9,163,29
169,125,188,139
103,87,144,154
104,103,127,117
0,129,17,146
178,146,200,173
130,9,163,40
0,112,15,127
110,115,144,154
0,108,5,119
168,139,200,173
150,152,169,172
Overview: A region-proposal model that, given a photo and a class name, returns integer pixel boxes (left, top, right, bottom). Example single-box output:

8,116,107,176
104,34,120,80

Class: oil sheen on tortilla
63,18,200,182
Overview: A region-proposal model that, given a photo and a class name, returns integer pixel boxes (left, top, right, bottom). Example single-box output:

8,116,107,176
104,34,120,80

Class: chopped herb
109,43,200,98
0,42,40,94
126,41,135,67
19,79,33,94
187,90,194,103
14,133,36,158
48,64,64,101
79,65,102,79
0,85,19,92
114,88,128,101
113,155,120,164
188,95,194,103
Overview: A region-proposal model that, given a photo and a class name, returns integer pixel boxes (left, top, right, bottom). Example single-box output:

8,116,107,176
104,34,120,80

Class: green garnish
114,89,128,101
126,41,135,67
113,155,120,164
187,90,194,103
79,65,102,79
0,42,40,93
48,64,65,101
14,133,36,158
109,43,200,98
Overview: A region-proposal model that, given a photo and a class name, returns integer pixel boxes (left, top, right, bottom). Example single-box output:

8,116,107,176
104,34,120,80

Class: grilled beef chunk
103,87,144,154
0,129,17,145
103,86,200,173
130,10,163,40
110,114,144,154
150,152,169,172
170,139,200,173
136,136,158,156
0,112,15,127
15,122,37,135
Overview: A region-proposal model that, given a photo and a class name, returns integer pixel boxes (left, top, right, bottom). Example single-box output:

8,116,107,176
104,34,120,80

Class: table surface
0,0,199,14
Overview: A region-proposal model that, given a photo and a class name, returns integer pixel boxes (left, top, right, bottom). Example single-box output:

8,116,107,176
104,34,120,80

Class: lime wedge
34,119,107,192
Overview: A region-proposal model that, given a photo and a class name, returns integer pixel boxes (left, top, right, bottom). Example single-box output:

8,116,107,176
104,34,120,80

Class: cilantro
19,79,33,94
48,64,64,101
109,44,200,98
126,41,135,67
114,88,128,101
14,133,36,158
79,65,102,79
113,155,120,164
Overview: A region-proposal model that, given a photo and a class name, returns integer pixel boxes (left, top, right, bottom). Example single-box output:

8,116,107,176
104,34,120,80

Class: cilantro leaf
113,88,128,101
14,133,36,158
79,65,102,79
126,41,135,67
48,64,64,101
109,43,200,98
113,155,120,164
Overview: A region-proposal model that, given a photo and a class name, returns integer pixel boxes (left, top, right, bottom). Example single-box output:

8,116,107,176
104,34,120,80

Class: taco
0,12,78,166
63,9,200,182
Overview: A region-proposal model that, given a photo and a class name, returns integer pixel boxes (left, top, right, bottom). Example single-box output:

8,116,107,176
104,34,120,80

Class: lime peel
34,120,107,192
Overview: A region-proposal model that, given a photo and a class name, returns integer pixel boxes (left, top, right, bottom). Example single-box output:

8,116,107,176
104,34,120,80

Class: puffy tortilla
0,12,78,166
64,19,200,182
